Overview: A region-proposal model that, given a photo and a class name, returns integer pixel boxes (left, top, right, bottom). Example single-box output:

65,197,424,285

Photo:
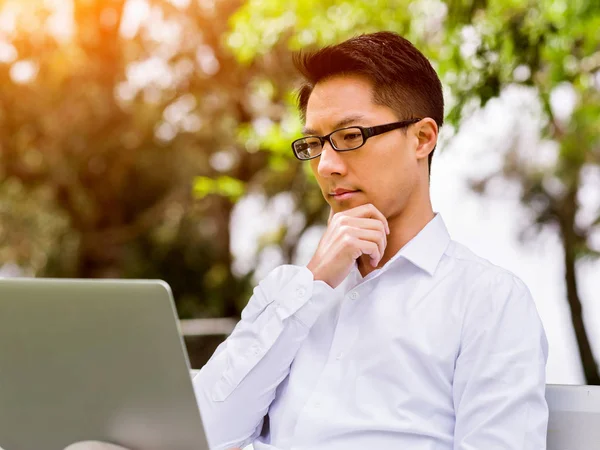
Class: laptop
0,278,210,450
546,384,600,449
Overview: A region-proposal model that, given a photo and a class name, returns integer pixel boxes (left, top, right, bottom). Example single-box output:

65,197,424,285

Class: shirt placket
291,279,371,444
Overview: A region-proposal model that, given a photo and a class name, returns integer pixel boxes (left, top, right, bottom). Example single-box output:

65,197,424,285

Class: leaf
193,176,246,202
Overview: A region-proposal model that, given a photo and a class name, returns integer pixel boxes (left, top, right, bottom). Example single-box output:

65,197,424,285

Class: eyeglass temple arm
364,119,422,139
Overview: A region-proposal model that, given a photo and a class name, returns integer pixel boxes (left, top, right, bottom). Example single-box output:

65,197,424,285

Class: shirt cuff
270,266,337,328
292,279,337,328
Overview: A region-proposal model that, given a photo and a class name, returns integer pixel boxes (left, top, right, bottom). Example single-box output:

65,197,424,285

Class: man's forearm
193,265,336,450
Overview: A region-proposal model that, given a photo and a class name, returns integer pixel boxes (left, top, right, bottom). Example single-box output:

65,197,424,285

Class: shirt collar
390,213,450,276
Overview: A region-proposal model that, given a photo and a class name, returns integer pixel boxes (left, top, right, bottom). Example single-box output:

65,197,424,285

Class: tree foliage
0,0,267,317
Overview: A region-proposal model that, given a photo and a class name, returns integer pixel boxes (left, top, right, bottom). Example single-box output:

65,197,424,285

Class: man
71,31,547,450
194,31,549,450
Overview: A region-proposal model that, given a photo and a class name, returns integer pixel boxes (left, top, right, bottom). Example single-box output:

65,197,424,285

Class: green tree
0,0,270,317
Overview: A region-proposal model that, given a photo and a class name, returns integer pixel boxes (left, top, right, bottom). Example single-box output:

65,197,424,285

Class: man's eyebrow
302,114,367,136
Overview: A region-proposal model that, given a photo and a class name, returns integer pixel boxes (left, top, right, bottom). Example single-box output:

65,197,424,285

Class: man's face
305,74,421,219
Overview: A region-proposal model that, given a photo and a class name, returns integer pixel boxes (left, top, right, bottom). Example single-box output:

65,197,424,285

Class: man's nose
317,141,347,178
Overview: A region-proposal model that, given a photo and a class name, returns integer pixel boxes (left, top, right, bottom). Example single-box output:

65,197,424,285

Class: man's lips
329,189,360,200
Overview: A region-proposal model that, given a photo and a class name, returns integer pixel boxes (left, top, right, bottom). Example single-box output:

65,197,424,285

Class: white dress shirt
194,214,549,450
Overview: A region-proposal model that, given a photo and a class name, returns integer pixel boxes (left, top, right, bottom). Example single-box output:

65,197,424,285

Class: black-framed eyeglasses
291,118,422,161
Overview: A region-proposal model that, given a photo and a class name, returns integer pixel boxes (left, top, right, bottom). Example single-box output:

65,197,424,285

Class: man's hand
307,203,389,288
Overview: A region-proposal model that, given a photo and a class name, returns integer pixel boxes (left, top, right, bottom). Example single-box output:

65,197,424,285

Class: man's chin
329,198,368,213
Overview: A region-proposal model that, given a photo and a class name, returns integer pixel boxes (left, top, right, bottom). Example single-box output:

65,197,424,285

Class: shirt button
296,287,306,298
336,352,343,360
251,344,262,356
349,291,359,300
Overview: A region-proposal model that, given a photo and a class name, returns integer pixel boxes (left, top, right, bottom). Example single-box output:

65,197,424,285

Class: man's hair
293,31,444,171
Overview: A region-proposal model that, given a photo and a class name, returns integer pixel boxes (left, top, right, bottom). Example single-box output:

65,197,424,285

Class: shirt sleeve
453,272,549,450
192,264,337,450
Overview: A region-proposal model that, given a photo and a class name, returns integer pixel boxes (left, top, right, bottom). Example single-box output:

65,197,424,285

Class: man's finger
349,229,386,264
340,204,389,234
336,217,386,233
356,239,381,267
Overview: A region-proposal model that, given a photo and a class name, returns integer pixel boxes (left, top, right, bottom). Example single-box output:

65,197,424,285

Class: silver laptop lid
0,278,209,450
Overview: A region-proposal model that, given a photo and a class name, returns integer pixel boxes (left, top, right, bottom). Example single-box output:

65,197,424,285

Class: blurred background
0,0,598,385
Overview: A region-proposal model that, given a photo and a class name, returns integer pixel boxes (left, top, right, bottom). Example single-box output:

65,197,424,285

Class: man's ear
414,118,438,161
